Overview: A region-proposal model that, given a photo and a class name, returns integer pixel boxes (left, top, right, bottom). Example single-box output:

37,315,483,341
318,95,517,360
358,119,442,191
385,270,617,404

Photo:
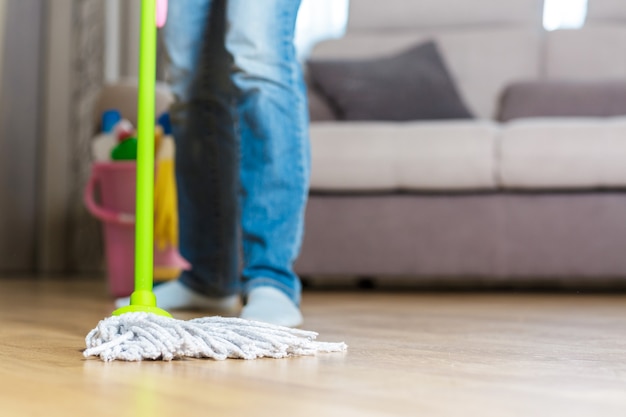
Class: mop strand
84,312,347,362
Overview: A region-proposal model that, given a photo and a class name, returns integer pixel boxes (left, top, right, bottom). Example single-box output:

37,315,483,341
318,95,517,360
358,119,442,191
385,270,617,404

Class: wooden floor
1,277,626,417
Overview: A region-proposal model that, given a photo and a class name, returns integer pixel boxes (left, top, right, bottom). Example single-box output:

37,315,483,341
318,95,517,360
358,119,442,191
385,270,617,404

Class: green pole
114,0,170,317
135,0,156,294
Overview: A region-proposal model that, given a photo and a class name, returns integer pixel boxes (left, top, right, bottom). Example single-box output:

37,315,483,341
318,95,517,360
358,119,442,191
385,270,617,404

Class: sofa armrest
498,80,626,122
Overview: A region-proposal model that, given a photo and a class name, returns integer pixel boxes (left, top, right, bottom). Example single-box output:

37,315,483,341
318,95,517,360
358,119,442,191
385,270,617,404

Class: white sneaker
240,286,303,327
115,280,240,314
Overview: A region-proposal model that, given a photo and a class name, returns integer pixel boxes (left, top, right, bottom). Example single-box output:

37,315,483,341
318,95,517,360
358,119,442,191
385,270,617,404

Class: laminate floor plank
1,277,625,417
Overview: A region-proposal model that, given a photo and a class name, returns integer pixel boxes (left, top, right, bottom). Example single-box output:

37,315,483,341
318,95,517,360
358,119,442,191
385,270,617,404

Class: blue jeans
163,0,309,305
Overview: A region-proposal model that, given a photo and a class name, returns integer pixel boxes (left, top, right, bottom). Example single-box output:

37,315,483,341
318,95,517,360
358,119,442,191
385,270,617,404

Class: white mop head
84,312,347,362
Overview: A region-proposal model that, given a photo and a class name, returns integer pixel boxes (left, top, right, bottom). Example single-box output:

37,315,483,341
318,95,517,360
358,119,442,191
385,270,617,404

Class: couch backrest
544,25,626,80
544,0,626,80
310,0,545,119
347,0,545,31
586,0,626,22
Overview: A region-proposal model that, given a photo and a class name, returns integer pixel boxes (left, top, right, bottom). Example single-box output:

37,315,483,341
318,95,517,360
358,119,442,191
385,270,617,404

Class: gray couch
295,0,626,287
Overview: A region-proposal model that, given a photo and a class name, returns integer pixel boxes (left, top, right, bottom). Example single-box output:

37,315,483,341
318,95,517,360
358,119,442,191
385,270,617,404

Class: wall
0,0,6,97
67,0,107,272
0,0,44,272
104,0,140,82
39,0,107,273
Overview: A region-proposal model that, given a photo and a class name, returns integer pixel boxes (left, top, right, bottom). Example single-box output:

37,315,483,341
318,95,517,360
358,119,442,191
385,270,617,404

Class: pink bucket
84,162,189,297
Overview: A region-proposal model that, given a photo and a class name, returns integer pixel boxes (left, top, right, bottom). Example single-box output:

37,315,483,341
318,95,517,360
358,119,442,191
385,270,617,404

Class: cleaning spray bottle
92,110,121,162
92,109,136,162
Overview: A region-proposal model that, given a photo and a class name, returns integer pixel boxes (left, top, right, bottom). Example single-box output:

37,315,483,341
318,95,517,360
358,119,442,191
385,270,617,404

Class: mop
84,0,346,362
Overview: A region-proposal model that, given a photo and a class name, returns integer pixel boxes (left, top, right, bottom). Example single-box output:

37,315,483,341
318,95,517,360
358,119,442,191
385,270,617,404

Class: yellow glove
154,136,178,250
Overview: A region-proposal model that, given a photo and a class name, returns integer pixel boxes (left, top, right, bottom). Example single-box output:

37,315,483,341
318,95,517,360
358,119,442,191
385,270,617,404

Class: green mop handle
114,0,170,317
134,0,157,298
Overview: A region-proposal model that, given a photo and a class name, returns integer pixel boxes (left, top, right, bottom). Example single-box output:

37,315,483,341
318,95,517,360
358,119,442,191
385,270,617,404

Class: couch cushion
308,41,473,121
346,0,544,31
309,120,498,191
311,29,541,119
498,80,626,121
544,25,626,80
499,118,626,189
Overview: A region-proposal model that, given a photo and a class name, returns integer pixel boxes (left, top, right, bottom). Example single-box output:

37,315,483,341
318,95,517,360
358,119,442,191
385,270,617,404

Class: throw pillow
307,41,473,121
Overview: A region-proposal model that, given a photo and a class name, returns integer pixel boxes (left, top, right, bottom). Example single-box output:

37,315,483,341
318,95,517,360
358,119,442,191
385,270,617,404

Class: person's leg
225,0,309,326
135,0,240,311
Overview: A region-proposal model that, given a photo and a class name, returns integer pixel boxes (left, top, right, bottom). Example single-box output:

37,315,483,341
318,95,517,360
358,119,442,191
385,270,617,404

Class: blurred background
0,0,610,284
